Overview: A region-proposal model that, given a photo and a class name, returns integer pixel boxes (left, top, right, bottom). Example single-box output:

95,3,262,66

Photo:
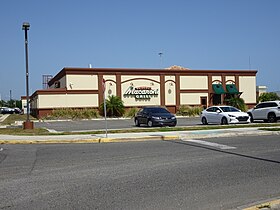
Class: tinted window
146,108,169,113
206,107,214,112
256,103,265,109
220,106,239,112
267,102,277,107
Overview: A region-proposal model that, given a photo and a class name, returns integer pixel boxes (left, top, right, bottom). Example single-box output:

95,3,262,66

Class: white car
201,106,250,125
247,101,280,123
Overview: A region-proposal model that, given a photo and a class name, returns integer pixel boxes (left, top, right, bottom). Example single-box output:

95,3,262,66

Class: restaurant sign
124,86,159,99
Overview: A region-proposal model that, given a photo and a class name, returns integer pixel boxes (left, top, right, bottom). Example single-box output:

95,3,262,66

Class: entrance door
213,94,222,105
200,97,207,109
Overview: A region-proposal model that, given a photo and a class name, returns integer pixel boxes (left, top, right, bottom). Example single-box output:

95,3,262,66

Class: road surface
0,135,279,209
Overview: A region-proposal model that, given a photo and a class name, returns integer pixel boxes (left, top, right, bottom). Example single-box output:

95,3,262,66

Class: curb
0,135,180,145
240,198,280,210
0,128,279,145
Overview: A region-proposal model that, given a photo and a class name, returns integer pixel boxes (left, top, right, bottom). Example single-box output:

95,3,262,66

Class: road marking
0,148,3,152
182,139,236,150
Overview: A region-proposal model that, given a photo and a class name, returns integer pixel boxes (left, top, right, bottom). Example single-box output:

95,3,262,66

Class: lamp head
22,22,30,30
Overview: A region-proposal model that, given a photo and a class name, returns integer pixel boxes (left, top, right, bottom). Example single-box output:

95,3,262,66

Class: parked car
0,107,22,114
201,106,250,125
14,108,22,114
0,107,14,114
247,101,280,123
134,106,177,127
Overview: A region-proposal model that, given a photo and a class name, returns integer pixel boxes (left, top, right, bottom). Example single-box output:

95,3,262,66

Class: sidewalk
0,127,279,144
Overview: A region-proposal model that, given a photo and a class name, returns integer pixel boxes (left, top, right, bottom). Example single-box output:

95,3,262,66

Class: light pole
22,22,34,129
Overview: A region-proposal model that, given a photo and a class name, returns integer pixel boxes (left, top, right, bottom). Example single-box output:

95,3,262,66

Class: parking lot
35,117,202,132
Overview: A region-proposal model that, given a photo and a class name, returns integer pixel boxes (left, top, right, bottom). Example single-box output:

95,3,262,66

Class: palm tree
100,95,125,117
227,97,247,112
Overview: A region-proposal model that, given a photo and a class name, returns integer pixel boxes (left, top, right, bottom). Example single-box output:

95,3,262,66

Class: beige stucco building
30,67,257,118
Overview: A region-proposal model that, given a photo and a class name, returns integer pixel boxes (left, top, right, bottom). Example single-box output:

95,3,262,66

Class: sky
1,0,280,100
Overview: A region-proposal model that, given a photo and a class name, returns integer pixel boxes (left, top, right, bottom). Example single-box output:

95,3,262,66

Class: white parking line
182,139,236,150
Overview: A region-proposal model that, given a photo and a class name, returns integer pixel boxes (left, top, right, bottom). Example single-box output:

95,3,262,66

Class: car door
252,103,265,119
204,107,213,123
212,107,223,124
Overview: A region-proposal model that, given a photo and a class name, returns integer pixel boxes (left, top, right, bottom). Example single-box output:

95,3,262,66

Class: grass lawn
1,114,280,136
0,114,36,125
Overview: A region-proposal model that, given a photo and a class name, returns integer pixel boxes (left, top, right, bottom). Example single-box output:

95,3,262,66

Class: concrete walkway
0,127,279,144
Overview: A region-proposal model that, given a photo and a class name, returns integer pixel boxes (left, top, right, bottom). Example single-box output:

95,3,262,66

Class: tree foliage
0,100,22,108
99,95,125,117
226,97,247,112
258,92,280,102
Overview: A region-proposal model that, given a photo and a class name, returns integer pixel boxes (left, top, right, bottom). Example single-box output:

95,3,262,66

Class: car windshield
220,106,239,112
146,108,169,113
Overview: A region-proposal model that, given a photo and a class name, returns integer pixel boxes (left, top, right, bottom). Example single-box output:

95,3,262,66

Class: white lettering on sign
124,86,159,100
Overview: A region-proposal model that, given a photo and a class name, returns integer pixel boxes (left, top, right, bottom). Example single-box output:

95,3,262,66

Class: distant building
28,67,258,119
256,85,267,98
21,96,27,114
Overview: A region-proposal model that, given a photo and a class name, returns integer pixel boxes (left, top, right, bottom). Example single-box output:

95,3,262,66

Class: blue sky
1,0,280,100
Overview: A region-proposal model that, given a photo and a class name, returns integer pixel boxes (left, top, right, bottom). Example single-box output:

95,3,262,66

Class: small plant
125,107,139,118
226,97,247,112
177,105,203,117
44,108,99,120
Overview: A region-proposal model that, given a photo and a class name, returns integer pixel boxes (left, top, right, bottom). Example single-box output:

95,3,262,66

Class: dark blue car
134,106,177,127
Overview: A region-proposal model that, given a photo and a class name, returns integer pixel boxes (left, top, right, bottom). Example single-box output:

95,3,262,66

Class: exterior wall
66,75,98,90
239,76,257,103
165,76,176,105
212,76,222,83
226,76,235,83
180,93,208,105
104,75,117,98
180,76,208,89
50,76,66,89
38,94,98,108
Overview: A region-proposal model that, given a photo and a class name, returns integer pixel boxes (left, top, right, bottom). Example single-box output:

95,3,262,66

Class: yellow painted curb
243,199,280,210
99,135,180,143
0,136,180,144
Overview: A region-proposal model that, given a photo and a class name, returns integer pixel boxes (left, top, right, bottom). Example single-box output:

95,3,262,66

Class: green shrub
44,108,99,120
226,97,247,112
177,105,203,116
125,107,139,118
99,95,125,117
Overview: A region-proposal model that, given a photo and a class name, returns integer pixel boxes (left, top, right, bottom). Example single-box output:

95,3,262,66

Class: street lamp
22,22,34,129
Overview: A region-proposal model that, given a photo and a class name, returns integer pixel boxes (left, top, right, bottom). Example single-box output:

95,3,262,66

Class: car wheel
248,113,254,123
267,113,276,123
201,117,208,125
147,120,153,127
221,117,228,125
135,119,140,127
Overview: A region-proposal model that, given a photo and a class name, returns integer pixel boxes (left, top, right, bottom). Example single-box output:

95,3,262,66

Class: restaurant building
29,66,257,118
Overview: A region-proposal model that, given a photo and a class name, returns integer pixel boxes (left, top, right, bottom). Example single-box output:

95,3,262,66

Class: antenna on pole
158,51,163,69
249,56,251,70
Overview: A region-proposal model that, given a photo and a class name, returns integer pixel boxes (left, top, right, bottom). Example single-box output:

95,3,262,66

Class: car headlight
152,116,160,120
228,114,236,118
171,116,176,120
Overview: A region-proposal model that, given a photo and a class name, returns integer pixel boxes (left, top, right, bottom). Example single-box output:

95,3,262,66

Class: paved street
0,135,279,209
